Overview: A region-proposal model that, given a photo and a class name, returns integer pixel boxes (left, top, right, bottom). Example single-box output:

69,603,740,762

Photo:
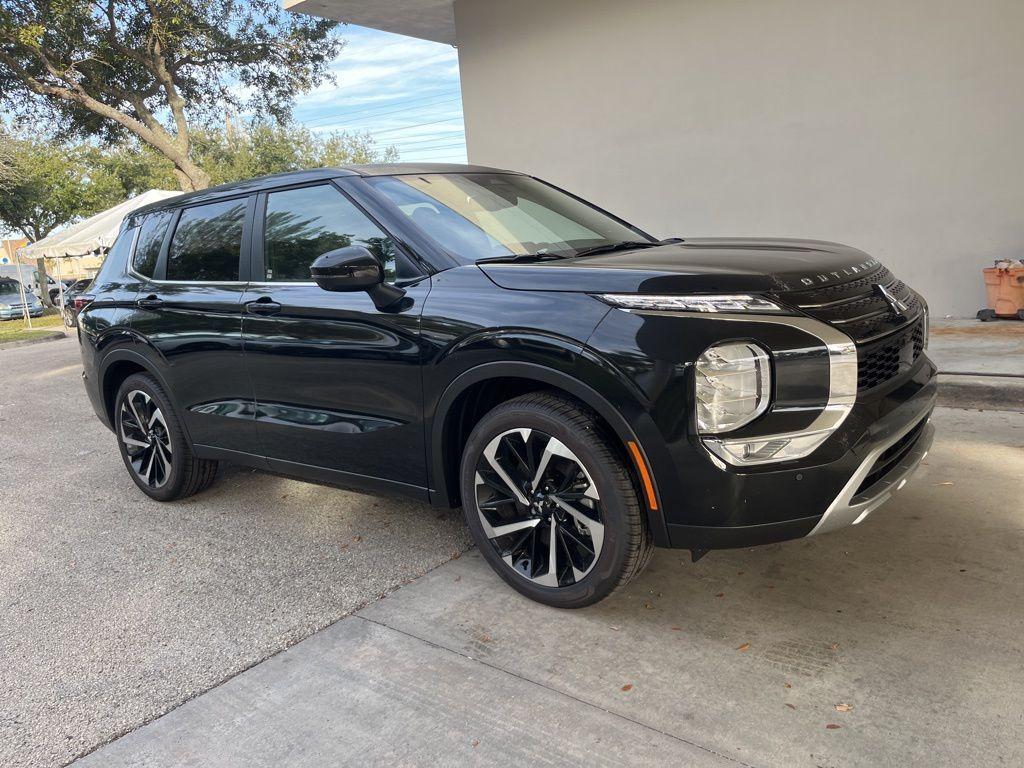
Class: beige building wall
455,0,1024,316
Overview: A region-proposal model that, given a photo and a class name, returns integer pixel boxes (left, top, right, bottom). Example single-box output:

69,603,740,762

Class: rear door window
167,199,246,282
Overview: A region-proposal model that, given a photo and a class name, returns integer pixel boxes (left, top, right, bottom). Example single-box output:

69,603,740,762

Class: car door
241,181,430,497
127,197,260,456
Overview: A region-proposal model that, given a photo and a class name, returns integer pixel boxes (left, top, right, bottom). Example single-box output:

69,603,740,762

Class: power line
386,130,466,147
300,94,462,126
373,116,465,136
399,142,468,156
389,135,466,149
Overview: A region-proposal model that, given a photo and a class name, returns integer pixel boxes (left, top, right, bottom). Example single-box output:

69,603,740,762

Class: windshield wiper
476,252,573,265
571,239,677,258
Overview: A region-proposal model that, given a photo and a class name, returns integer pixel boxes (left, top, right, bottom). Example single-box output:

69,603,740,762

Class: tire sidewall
460,401,635,608
115,374,187,501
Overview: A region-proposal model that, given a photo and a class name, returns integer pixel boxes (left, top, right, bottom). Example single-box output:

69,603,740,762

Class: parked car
0,278,45,320
49,278,77,304
77,164,936,608
60,278,95,327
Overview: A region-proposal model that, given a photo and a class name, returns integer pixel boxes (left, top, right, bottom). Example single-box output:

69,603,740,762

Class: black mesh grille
856,319,925,391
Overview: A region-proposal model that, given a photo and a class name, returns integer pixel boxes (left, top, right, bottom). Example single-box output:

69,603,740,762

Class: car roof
128,163,519,219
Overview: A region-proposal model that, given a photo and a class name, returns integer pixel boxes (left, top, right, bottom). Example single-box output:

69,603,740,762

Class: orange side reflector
626,440,659,511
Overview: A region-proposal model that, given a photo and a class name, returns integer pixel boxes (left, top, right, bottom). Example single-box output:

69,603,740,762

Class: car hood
476,238,882,295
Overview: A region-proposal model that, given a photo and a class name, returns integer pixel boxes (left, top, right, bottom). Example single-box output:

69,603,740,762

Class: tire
977,309,996,322
459,392,653,608
114,373,219,501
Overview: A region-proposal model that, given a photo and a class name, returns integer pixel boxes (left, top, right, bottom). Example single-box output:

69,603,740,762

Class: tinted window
132,211,172,277
93,226,138,286
0,280,21,296
263,185,408,282
167,200,245,282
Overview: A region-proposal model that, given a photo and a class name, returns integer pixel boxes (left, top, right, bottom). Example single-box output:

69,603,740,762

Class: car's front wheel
114,373,219,501
460,393,653,608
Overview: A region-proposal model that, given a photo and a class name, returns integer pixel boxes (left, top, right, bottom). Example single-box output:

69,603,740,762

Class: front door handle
245,298,282,316
137,295,164,309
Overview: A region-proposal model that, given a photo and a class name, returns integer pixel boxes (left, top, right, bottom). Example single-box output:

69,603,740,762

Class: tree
0,0,342,191
0,131,123,303
87,122,398,190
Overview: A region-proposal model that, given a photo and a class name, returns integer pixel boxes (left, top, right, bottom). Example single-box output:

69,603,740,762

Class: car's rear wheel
460,392,653,608
115,373,219,501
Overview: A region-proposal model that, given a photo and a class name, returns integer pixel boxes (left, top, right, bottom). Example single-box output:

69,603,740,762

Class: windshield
0,280,22,296
367,173,648,262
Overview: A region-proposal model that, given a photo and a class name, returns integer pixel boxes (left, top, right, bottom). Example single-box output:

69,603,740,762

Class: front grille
855,418,928,496
857,318,925,391
775,264,926,392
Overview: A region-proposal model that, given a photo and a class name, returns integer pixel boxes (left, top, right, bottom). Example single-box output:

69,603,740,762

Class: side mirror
310,246,382,292
310,245,407,311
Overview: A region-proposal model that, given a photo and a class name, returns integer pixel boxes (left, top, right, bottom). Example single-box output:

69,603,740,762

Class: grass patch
0,309,66,344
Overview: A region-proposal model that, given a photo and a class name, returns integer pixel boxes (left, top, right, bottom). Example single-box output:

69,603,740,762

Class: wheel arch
98,349,188,442
429,360,670,546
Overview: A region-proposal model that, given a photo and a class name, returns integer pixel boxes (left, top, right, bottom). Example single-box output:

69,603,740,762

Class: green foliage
0,0,343,189
0,130,124,240
0,123,397,240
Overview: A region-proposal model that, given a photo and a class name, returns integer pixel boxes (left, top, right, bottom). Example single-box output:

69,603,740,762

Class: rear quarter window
132,211,173,278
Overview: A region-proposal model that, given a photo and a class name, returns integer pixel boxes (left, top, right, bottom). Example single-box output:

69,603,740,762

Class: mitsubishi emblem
875,284,909,319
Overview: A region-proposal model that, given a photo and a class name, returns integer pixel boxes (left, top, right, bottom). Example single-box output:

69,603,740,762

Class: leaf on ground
352,535,363,542
471,739,480,748
621,683,633,692
834,703,854,712
478,634,492,643
454,575,462,582
737,642,751,652
643,602,654,609
828,643,839,651
785,703,796,710
715,592,725,598
784,683,792,689
936,481,955,486
609,625,621,631
670,626,683,631
826,723,842,730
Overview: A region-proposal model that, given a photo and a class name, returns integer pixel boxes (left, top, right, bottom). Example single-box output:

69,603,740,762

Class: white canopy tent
19,189,181,260
13,189,180,327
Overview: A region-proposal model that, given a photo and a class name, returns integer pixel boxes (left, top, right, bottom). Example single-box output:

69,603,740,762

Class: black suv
79,164,936,607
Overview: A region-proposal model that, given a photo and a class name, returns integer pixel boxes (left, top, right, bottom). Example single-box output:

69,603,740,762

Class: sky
291,24,466,164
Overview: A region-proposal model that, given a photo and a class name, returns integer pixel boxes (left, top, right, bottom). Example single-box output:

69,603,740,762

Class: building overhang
285,0,456,45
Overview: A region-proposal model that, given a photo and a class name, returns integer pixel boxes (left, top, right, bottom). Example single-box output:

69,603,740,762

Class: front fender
426,341,671,547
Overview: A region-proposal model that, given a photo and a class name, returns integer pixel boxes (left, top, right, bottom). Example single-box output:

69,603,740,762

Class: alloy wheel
119,389,172,488
474,428,604,587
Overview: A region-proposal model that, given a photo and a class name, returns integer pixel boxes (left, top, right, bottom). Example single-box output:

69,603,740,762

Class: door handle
137,295,164,309
245,298,282,316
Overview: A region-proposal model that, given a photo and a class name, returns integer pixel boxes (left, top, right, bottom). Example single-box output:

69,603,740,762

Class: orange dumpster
978,262,1024,321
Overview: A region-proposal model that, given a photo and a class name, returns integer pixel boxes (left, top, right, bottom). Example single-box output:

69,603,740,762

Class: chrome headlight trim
693,315,857,466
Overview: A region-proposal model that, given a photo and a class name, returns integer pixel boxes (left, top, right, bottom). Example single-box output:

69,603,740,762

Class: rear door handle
245,298,282,316
136,295,163,309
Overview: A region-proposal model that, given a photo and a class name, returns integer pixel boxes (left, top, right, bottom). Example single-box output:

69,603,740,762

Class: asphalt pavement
0,337,470,768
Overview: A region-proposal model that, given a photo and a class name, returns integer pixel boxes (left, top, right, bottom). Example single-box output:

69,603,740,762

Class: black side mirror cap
310,245,407,311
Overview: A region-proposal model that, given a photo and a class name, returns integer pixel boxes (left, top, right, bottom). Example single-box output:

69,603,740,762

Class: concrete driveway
4,337,1024,767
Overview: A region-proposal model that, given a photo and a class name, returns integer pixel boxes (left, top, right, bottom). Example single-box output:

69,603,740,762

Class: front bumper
0,306,45,320
664,362,937,549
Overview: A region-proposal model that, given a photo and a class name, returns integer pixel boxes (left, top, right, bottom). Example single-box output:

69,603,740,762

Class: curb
937,374,1024,412
0,330,69,351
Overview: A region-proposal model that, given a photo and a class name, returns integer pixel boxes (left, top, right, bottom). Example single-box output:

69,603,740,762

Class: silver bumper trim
808,417,934,536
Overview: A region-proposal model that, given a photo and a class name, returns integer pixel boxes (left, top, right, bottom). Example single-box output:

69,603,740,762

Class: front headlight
598,294,785,313
0,303,9,310
695,342,771,433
